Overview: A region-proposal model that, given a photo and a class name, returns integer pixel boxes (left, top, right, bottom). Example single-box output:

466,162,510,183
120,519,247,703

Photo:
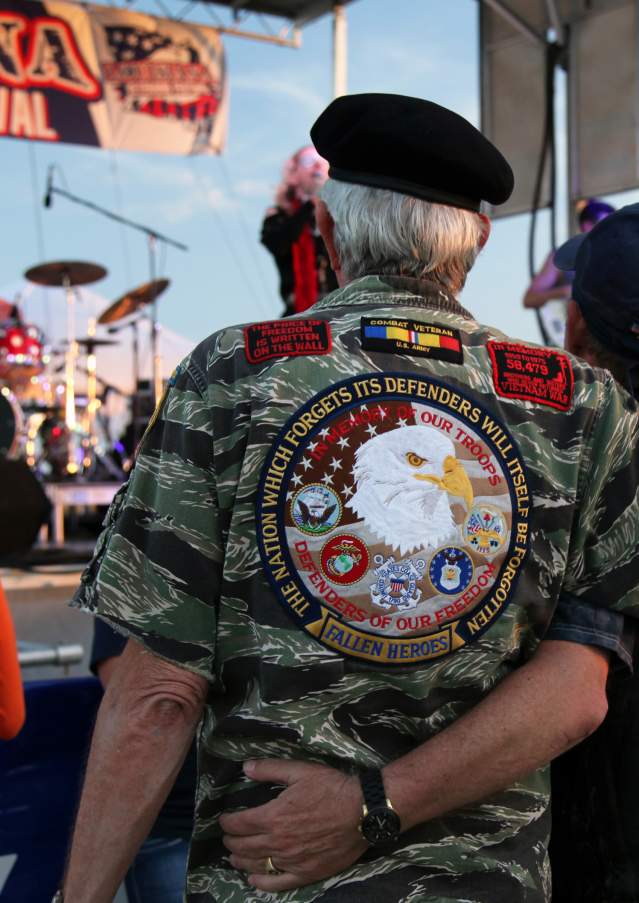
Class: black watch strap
360,767,387,810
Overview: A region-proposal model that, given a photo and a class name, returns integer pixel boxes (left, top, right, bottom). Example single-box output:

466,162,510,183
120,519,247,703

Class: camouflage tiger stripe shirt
72,275,639,903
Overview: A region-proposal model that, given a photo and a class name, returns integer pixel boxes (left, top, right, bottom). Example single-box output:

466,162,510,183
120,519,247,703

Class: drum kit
0,260,170,482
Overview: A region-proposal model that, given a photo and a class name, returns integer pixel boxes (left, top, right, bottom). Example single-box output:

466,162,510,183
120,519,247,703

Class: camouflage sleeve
71,358,221,681
545,591,635,670
563,374,639,619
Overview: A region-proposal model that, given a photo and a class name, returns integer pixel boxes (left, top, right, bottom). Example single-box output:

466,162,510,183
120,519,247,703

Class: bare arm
384,639,608,829
63,637,208,903
221,640,609,892
523,253,572,308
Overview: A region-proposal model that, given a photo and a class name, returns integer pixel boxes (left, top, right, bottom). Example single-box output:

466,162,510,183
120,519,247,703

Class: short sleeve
71,361,221,682
563,375,639,620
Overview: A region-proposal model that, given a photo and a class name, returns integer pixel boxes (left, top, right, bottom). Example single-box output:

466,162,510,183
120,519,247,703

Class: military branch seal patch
244,319,331,364
361,317,463,363
488,341,574,411
256,373,530,666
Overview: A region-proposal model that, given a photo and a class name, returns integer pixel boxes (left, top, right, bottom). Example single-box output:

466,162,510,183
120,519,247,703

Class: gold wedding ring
266,856,283,875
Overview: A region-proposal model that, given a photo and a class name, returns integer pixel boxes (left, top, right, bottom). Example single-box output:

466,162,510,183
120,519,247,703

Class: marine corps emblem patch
256,373,531,666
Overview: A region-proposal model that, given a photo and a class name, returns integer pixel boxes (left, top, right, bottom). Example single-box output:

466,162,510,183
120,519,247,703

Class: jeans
124,836,189,903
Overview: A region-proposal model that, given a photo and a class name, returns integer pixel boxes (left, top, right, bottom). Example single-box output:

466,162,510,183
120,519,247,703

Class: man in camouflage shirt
62,95,639,903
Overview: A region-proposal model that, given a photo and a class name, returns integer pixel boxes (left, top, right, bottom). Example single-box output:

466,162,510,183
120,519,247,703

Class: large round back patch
256,373,530,666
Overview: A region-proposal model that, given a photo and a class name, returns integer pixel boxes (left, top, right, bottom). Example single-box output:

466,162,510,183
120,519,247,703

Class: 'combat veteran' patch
361,317,463,363
244,319,331,364
488,341,574,411
256,372,530,667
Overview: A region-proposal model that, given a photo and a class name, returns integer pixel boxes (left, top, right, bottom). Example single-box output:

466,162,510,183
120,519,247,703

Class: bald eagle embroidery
348,425,474,556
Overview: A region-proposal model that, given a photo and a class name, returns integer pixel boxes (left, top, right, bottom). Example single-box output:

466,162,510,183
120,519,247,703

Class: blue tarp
0,677,101,901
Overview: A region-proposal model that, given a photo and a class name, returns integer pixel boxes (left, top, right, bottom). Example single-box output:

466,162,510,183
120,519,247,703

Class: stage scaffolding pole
332,4,348,98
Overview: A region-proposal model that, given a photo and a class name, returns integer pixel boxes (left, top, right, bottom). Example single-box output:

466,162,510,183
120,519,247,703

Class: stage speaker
0,460,51,560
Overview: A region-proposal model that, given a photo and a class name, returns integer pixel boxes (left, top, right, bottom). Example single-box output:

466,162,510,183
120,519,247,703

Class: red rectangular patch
487,341,574,411
244,319,332,365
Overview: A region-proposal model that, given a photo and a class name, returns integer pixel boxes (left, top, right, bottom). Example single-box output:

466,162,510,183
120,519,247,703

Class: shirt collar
312,274,476,320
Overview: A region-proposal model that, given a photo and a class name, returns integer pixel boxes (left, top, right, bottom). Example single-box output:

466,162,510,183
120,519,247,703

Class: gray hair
320,179,485,293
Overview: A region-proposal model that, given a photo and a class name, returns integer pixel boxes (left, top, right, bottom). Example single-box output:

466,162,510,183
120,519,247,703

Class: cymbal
98,279,170,325
24,260,107,287
75,337,118,349
21,402,63,415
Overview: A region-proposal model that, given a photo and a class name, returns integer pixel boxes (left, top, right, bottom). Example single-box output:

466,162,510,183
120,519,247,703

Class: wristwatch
358,768,401,846
51,892,64,902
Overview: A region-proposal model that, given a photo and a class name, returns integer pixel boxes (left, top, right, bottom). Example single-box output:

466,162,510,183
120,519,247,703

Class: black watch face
361,806,401,845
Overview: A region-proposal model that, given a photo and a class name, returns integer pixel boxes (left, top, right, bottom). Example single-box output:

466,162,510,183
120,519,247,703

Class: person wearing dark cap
555,202,639,390
60,94,639,903
545,206,639,903
522,197,615,345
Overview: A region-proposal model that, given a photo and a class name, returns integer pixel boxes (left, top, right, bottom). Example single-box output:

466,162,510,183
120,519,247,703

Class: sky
0,0,632,363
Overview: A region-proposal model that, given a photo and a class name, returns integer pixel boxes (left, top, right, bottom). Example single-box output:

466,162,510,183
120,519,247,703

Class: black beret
310,93,514,211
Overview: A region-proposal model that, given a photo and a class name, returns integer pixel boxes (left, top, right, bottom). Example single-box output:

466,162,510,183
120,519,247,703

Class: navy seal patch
488,341,574,411
291,484,341,535
244,319,331,364
256,373,530,666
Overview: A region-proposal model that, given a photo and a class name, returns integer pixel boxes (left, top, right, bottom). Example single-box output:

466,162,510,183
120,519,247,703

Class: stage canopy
189,1,356,27
480,0,639,219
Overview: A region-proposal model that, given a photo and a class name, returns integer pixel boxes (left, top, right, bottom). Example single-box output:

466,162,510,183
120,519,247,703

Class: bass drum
34,414,71,481
0,323,44,382
0,387,24,458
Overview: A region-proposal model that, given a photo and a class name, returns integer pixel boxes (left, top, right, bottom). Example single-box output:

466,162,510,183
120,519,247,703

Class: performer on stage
261,146,337,316
523,198,614,345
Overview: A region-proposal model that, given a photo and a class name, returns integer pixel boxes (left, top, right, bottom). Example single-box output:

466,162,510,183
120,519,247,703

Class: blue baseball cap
577,198,615,227
554,203,639,360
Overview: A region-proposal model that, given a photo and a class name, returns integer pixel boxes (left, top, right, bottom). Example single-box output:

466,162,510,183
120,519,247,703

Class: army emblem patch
256,373,530,666
463,505,507,555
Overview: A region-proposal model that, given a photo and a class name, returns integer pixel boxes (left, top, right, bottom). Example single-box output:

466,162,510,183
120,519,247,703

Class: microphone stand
108,317,143,449
44,176,188,407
